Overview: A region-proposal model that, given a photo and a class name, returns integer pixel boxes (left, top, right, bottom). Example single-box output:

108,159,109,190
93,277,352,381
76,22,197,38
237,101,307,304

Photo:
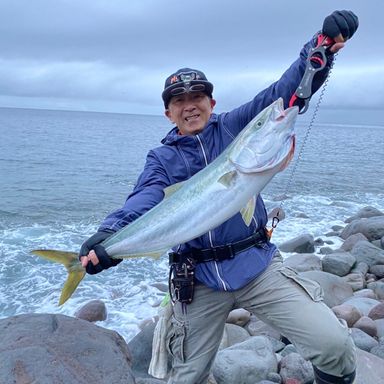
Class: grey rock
341,233,369,252
375,319,384,338
219,323,251,350
226,308,251,327
341,216,384,241
264,335,286,353
342,297,381,316
351,328,378,352
368,302,384,320
136,379,166,384
300,270,354,308
279,352,314,384
332,304,362,327
321,252,356,276
266,372,282,383
353,316,377,338
280,344,299,357
367,281,384,300
256,381,277,384
128,322,157,378
325,231,340,237
213,336,278,384
369,264,384,278
350,240,384,267
353,288,377,300
372,239,383,249
345,206,384,223
278,233,315,254
350,262,369,275
0,313,134,384
369,338,384,359
283,253,321,272
74,299,107,322
355,348,384,383
342,272,365,291
319,246,334,255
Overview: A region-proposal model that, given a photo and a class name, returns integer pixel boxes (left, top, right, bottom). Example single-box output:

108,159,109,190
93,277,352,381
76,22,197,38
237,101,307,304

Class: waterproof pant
166,253,356,384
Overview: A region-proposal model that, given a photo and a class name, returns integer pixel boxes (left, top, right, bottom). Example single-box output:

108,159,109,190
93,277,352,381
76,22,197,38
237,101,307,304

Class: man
80,10,359,384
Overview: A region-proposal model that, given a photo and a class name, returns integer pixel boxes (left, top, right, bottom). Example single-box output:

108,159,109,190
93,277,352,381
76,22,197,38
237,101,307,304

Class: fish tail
31,249,86,306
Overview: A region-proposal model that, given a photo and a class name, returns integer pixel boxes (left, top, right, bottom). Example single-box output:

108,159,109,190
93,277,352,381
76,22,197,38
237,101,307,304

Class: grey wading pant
166,252,356,384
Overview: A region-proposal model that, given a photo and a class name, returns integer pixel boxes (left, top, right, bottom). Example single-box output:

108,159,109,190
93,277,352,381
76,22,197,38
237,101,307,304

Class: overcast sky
0,0,382,115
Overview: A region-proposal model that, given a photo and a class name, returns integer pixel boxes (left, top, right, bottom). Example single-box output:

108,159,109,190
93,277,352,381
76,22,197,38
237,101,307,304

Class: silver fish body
103,97,297,258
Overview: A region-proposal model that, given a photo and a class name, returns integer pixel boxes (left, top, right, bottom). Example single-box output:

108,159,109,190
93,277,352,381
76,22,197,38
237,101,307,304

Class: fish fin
163,182,185,199
31,249,85,306
240,196,256,226
59,270,86,306
217,171,237,188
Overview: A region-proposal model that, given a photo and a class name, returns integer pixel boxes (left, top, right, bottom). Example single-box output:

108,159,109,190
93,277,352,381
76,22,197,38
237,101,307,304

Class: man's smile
185,114,200,122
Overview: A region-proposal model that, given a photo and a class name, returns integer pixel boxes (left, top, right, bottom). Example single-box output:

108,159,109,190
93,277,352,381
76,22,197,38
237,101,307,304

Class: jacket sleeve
98,150,170,232
222,33,334,137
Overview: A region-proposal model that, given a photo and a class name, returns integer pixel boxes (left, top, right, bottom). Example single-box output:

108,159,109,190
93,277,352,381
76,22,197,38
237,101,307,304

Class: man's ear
165,109,172,122
210,99,216,109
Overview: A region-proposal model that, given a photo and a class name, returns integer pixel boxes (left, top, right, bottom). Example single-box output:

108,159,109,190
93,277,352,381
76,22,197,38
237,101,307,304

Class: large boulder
341,216,384,241
345,206,384,223
321,252,356,276
278,234,315,254
350,241,384,267
279,352,314,384
74,299,107,322
355,348,384,383
212,336,277,384
283,253,322,272
128,322,157,378
299,270,354,308
0,313,134,384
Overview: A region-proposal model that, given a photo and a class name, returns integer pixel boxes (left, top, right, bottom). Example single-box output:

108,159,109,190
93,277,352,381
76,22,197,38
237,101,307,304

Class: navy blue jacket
99,35,332,291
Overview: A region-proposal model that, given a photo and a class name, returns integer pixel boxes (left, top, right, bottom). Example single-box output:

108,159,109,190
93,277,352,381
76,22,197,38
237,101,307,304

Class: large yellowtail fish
32,98,298,305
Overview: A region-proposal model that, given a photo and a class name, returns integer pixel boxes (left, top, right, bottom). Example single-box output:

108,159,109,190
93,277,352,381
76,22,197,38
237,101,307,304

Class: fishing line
269,53,338,235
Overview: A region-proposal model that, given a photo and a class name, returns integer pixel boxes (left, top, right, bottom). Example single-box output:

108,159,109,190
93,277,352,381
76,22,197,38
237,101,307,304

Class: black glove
322,10,359,40
79,231,122,275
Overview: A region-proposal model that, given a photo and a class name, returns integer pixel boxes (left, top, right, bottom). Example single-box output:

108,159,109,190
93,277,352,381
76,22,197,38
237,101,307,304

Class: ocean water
0,105,383,342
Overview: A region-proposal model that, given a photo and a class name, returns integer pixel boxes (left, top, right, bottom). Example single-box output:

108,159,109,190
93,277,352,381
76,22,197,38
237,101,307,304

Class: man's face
165,92,216,136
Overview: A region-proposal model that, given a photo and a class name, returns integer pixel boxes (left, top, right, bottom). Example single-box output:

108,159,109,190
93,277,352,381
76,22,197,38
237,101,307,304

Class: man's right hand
79,231,122,275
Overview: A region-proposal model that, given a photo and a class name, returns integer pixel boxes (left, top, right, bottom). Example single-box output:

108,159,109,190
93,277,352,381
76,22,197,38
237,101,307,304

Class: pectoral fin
218,171,237,188
240,196,256,226
163,181,185,199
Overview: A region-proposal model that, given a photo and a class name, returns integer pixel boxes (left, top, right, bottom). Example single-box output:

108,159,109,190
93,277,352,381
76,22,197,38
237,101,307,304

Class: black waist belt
169,228,269,264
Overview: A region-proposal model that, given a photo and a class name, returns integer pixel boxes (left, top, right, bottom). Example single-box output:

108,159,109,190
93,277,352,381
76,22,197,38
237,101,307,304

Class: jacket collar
161,113,218,145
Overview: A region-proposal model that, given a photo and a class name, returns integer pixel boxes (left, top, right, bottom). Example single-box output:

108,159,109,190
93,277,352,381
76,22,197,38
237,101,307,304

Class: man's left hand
322,10,359,53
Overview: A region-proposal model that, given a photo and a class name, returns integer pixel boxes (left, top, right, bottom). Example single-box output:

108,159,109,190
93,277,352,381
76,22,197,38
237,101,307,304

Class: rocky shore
1,206,384,384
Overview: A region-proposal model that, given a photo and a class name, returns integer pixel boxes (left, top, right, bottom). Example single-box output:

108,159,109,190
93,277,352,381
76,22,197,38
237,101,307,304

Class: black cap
162,68,214,108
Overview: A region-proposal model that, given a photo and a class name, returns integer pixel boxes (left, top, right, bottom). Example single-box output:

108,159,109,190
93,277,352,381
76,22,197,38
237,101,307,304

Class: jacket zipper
196,134,228,291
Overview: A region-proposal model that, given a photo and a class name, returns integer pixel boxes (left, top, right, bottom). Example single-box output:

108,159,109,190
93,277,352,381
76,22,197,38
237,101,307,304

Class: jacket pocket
278,266,324,302
166,316,186,363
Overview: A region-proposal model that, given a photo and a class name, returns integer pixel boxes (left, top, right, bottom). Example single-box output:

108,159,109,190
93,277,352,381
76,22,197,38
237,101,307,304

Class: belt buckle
212,244,234,261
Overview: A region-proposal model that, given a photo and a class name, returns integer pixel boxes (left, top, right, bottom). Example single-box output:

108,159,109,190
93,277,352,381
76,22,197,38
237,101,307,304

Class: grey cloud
0,0,383,113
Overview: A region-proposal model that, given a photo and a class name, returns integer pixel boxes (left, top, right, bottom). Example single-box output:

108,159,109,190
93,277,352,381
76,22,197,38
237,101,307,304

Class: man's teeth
185,115,199,121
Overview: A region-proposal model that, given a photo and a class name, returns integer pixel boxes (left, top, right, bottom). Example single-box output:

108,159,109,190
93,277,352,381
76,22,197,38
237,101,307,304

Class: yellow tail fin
31,249,86,306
